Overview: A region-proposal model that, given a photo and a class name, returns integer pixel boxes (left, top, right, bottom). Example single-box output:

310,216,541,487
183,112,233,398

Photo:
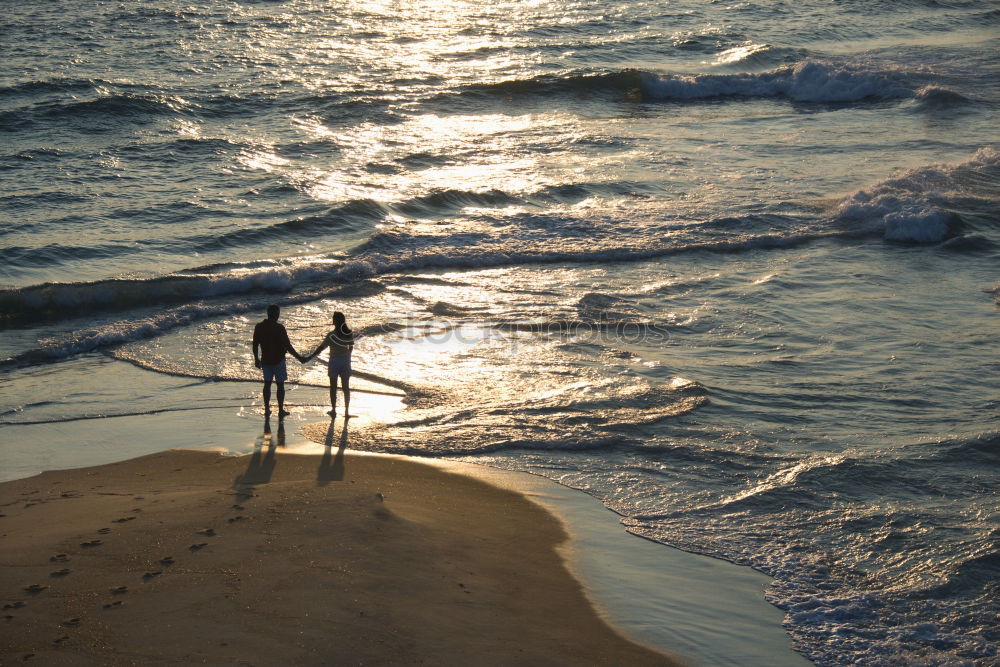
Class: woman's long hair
332,311,351,335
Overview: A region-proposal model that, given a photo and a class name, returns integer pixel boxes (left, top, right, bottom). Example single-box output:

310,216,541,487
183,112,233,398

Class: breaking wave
642,61,915,103
453,60,943,106
830,147,1000,243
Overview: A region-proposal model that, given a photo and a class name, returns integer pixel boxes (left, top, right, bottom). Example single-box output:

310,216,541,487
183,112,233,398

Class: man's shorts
261,360,287,383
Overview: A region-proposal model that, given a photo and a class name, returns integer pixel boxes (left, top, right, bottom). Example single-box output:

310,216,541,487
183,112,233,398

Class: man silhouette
252,304,305,418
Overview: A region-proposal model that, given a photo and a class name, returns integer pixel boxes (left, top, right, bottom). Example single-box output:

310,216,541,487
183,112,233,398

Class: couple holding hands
252,304,354,419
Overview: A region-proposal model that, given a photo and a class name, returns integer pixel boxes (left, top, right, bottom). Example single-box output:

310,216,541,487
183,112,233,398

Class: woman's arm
308,334,332,360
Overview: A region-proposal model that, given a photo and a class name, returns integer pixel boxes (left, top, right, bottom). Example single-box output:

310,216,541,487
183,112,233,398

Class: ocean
1,0,998,664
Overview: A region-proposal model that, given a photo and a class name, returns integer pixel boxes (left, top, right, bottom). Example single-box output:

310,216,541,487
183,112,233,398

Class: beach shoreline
0,448,682,666
0,364,811,665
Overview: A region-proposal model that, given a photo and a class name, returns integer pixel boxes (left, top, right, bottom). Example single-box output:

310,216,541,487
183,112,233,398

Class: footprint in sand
80,539,102,548
50,569,70,578
52,636,69,645
195,528,216,536
112,516,135,524
102,601,124,610
97,528,111,534
110,586,128,595
159,556,175,566
142,571,162,580
232,504,245,510
189,543,208,551
3,601,26,609
227,516,246,523
61,618,81,627
49,554,69,563
24,584,47,594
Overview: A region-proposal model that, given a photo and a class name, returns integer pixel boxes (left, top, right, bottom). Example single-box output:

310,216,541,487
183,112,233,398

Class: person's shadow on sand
233,419,283,497
317,418,349,486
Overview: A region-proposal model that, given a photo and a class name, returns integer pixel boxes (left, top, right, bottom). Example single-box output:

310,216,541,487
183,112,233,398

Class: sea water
1,1,998,664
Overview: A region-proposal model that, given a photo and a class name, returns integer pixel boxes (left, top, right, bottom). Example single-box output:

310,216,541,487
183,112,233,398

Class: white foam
834,191,953,243
831,147,1000,242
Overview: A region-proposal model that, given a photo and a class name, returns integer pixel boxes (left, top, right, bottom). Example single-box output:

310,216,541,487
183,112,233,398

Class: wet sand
0,448,680,666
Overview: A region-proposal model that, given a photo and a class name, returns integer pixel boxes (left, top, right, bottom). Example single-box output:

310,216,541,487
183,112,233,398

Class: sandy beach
0,447,680,666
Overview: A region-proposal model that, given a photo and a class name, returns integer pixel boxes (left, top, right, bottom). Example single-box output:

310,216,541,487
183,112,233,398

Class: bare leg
262,380,272,415
276,381,286,416
328,375,338,416
342,372,351,417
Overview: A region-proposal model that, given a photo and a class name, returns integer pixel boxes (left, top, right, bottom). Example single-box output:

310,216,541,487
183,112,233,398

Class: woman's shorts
328,357,351,381
261,360,288,383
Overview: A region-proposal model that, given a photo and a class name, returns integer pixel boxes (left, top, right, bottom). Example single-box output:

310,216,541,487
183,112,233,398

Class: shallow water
2,1,998,664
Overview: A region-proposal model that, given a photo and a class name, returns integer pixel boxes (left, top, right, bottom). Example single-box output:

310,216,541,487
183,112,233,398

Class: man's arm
283,326,307,363
252,323,262,368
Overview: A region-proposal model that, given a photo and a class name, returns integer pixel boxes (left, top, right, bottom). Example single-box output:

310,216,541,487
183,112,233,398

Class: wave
0,148,65,170
990,282,1000,305
909,85,974,111
830,146,1000,242
0,278,388,371
2,183,612,273
429,301,482,317
456,69,647,99
0,212,836,334
690,432,1000,517
4,149,994,360
575,292,640,321
642,60,915,103
0,92,193,131
51,93,192,117
0,191,91,217
710,44,808,70
183,201,388,252
302,381,708,457
393,188,523,216
918,431,1000,464
451,60,936,106
0,403,253,427
103,352,413,400
0,243,142,268
0,77,153,99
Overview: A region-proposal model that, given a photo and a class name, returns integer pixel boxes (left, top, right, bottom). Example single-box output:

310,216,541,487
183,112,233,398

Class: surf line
0,403,341,427
111,356,409,399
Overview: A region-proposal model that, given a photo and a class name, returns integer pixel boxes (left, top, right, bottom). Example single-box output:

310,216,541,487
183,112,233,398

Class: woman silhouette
306,311,355,417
